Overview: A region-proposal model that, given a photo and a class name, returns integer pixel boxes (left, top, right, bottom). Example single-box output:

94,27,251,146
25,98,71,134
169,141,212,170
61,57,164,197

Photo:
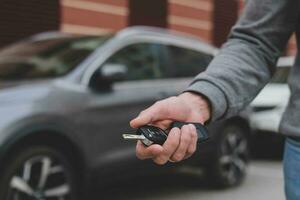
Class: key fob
137,125,167,146
171,121,209,144
137,122,209,146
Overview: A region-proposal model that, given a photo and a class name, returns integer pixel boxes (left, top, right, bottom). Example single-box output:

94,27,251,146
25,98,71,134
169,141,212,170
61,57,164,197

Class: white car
249,56,293,133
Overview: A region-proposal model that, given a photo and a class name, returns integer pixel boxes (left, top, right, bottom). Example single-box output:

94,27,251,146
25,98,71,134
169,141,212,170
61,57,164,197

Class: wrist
179,92,211,123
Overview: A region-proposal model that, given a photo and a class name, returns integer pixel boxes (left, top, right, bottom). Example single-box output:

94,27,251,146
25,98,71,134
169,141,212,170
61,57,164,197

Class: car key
123,125,168,146
123,122,209,147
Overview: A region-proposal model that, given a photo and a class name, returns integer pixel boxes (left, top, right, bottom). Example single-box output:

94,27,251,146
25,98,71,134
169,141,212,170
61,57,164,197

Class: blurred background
0,0,296,200
0,0,296,53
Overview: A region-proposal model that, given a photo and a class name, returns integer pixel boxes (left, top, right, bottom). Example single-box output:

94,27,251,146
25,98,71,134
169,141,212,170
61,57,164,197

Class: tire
205,123,250,188
0,145,79,200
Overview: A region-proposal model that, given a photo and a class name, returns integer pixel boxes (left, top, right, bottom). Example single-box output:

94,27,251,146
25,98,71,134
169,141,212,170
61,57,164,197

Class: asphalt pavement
101,160,284,200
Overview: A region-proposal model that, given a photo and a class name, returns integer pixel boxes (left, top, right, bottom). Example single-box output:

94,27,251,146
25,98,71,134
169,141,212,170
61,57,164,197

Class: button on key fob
123,122,209,146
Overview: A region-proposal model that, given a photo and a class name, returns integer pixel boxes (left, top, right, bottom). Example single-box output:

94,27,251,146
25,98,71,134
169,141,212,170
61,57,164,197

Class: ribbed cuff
184,80,228,121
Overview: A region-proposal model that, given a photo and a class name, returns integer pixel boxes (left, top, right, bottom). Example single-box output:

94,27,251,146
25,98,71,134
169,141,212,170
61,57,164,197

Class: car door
77,42,168,169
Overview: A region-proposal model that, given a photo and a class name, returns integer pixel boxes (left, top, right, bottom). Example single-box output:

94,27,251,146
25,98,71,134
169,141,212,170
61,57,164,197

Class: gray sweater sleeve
185,0,299,121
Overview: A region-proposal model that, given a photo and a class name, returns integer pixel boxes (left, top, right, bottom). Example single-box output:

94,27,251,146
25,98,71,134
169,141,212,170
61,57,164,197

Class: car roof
115,26,218,55
28,27,217,55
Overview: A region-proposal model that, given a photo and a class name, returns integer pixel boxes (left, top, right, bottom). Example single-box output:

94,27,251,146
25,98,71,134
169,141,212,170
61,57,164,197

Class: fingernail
172,127,180,133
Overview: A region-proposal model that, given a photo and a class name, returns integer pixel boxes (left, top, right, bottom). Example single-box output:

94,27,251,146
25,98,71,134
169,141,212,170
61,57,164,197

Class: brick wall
61,0,128,35
61,0,214,43
213,0,238,47
0,0,296,56
129,0,167,28
168,0,214,43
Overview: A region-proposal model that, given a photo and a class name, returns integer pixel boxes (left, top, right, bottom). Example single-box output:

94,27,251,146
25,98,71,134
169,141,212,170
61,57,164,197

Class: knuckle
136,152,145,160
187,147,196,155
182,124,189,131
171,127,180,133
139,110,146,115
151,148,163,157
154,157,167,165
168,96,177,102
189,124,196,129
172,154,183,162
154,100,163,106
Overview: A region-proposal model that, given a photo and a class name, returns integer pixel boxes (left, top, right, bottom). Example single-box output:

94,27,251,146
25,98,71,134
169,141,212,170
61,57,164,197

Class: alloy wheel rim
219,128,248,185
7,155,71,200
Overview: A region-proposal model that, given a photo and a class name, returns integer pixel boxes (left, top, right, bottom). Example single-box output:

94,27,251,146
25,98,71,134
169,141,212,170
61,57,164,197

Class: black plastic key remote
123,122,209,146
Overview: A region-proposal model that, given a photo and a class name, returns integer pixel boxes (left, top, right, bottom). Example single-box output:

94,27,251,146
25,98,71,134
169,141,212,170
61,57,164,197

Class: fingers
153,127,181,165
136,141,163,160
170,125,192,162
185,124,198,159
155,125,198,165
135,124,198,165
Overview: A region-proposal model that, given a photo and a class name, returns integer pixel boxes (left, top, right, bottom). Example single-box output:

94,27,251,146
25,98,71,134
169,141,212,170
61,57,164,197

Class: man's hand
130,92,211,165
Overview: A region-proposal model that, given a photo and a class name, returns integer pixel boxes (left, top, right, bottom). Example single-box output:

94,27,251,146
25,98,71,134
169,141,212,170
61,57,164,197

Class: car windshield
0,35,109,80
271,66,291,84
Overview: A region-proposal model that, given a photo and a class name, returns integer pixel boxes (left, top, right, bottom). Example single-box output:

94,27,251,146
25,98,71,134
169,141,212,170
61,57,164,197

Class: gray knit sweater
186,0,300,137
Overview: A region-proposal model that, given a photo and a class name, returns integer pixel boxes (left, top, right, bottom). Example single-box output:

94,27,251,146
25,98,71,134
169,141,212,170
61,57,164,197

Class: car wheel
206,124,249,188
0,145,79,200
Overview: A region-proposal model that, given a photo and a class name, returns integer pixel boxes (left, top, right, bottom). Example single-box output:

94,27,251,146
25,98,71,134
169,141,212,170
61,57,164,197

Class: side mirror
100,63,127,82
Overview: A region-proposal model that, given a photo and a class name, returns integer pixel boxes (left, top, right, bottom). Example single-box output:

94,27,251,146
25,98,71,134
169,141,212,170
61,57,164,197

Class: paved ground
101,160,285,200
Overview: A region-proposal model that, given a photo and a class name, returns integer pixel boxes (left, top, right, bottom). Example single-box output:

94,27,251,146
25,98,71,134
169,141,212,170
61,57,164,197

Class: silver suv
0,26,249,199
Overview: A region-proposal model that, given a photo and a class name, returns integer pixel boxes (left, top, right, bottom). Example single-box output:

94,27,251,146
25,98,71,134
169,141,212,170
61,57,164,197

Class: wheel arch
207,115,252,139
0,128,87,182
204,115,251,188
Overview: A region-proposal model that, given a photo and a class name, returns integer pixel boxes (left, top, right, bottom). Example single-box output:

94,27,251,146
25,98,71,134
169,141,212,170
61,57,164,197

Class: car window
102,43,163,81
165,45,213,78
0,36,109,80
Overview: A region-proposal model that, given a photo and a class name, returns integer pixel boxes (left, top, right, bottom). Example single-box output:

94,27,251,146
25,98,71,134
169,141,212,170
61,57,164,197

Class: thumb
130,101,169,128
130,111,153,128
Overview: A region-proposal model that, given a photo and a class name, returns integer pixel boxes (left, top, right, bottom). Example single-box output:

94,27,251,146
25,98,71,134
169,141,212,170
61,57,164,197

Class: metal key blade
122,134,146,140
